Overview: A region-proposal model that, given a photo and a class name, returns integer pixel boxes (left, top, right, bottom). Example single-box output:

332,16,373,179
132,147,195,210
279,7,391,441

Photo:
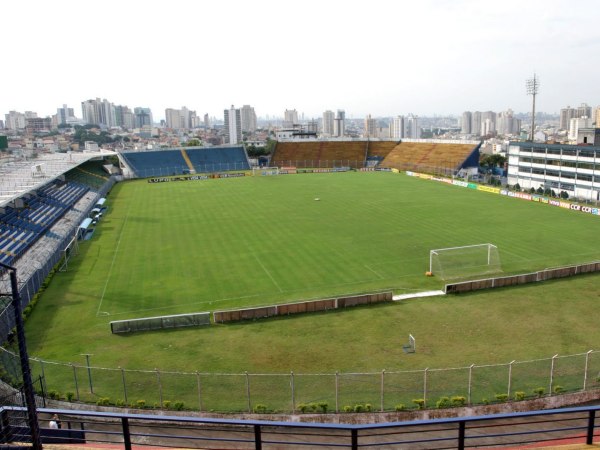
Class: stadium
2,139,600,448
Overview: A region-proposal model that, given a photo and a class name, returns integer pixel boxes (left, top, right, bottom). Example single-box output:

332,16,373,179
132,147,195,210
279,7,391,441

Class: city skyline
2,0,599,121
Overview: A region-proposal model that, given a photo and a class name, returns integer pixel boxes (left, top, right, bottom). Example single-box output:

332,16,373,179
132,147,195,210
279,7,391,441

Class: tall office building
334,110,345,137
559,106,577,130
241,105,257,132
391,116,406,139
284,109,298,128
407,114,421,139
134,107,153,128
224,105,242,144
364,114,377,138
322,110,335,136
461,111,472,134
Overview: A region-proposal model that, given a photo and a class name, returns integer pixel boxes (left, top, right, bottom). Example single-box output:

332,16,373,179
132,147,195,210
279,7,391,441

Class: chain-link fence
2,347,598,413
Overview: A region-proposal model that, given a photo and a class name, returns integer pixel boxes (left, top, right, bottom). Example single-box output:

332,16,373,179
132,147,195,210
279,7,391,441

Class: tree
480,153,506,168
185,139,202,147
514,183,521,192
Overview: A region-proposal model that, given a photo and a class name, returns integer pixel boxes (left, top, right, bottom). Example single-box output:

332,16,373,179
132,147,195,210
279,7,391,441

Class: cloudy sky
3,0,599,121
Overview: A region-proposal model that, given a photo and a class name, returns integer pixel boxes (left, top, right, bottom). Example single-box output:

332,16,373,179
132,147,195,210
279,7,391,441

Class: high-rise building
56,104,74,125
134,107,153,128
334,110,345,137
204,113,210,129
224,105,242,144
391,116,405,139
497,109,521,136
461,111,472,134
4,111,27,130
481,111,496,136
471,111,482,137
577,103,592,120
407,114,420,139
284,109,298,128
81,98,115,128
594,106,600,126
241,105,257,132
559,106,577,130
165,108,183,129
322,110,335,136
364,114,377,138
114,105,134,129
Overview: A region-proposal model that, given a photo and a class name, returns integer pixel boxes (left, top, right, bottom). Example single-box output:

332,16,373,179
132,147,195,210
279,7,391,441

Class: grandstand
0,151,118,340
119,146,250,178
380,140,480,175
270,139,480,174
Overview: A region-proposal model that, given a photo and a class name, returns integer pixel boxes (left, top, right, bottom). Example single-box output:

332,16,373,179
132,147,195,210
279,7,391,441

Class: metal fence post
335,371,339,413
245,371,251,413
468,364,474,405
155,369,162,407
549,354,558,395
380,370,385,412
120,367,128,405
423,368,428,408
196,371,202,412
72,363,80,401
584,350,593,390
508,360,515,398
290,371,295,413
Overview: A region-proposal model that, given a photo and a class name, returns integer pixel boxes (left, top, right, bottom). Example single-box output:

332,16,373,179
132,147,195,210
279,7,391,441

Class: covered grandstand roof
0,150,116,208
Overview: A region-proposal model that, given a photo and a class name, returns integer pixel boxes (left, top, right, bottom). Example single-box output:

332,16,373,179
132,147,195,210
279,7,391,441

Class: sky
3,0,600,121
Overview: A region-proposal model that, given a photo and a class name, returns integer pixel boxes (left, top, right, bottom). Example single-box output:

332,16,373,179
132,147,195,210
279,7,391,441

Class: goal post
252,166,280,177
429,243,501,280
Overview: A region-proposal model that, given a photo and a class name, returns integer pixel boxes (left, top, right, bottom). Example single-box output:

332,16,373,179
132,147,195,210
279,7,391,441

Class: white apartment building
224,105,242,145
241,105,257,133
322,110,335,136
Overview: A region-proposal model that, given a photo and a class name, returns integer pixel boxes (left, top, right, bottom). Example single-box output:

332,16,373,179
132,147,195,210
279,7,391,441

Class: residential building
284,109,298,128
224,105,242,144
407,114,421,139
471,111,482,137
334,110,345,137
497,109,521,136
559,106,577,130
390,116,405,139
4,111,27,131
56,104,74,125
241,105,257,132
322,110,335,136
364,114,377,138
577,103,592,120
594,106,600,126
461,112,472,134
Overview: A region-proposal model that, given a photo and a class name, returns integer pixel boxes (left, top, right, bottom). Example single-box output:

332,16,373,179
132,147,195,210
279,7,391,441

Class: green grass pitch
21,171,600,411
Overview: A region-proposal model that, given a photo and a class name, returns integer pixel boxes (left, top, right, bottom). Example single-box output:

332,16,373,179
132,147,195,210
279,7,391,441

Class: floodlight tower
526,74,540,141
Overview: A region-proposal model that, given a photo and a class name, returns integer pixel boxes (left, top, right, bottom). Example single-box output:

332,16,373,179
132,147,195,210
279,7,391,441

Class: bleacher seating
121,150,189,177
121,148,250,177
272,141,367,168
186,147,250,173
380,142,478,174
0,180,89,266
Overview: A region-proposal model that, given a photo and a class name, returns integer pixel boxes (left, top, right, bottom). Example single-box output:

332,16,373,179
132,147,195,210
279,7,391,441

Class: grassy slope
20,172,600,410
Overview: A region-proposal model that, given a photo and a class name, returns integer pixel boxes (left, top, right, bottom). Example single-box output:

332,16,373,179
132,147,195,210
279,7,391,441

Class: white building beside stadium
507,142,600,201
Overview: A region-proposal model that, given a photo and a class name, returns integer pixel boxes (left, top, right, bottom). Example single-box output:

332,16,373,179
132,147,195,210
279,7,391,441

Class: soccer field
66,172,600,319
20,171,600,411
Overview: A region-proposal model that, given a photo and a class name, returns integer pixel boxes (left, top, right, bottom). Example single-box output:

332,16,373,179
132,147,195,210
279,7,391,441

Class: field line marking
96,199,133,317
364,264,385,279
253,254,284,293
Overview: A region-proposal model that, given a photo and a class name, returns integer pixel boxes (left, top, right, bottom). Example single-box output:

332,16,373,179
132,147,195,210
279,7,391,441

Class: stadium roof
0,150,117,209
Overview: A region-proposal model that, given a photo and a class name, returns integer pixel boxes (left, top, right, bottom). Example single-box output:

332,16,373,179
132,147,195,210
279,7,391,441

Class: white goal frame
429,243,498,274
252,166,280,176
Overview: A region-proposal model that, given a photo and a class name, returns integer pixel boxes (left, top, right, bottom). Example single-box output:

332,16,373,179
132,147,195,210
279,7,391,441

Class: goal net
429,243,501,280
252,166,280,176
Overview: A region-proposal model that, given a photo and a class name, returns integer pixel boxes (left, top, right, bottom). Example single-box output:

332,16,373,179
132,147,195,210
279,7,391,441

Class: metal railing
1,404,599,449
